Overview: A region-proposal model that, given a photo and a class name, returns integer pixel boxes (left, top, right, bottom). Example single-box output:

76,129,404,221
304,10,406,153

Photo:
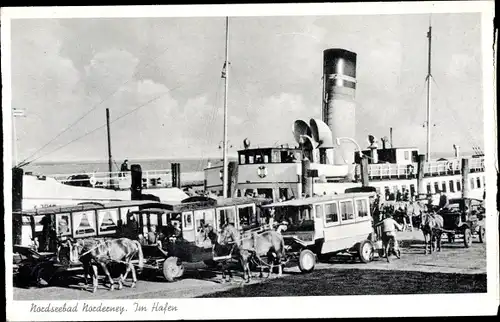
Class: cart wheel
298,249,316,273
478,227,485,243
463,228,472,248
162,257,184,282
358,240,374,263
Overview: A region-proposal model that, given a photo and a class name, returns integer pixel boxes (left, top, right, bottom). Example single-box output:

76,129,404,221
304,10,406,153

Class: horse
70,237,144,293
221,224,285,281
420,210,444,255
207,224,286,283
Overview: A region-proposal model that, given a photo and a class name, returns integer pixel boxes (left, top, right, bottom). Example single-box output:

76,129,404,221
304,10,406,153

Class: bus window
355,199,369,219
238,205,256,230
340,201,354,221
218,207,236,229
324,203,339,224
183,212,194,230
315,205,324,219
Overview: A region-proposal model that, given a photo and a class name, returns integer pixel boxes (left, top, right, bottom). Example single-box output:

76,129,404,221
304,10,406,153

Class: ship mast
106,107,113,188
222,17,230,198
425,23,433,162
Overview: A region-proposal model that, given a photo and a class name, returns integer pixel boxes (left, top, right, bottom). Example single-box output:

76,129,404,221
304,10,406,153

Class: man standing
120,159,130,177
381,213,403,262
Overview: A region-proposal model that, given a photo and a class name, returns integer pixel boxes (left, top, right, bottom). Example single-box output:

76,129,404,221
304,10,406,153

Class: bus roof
262,193,375,208
18,200,161,216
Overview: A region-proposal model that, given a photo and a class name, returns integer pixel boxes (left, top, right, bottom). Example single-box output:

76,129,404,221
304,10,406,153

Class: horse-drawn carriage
439,197,486,247
261,191,380,273
120,196,271,282
12,200,159,287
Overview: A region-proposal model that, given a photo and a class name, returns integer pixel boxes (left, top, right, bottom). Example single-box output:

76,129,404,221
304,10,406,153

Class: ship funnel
323,49,357,165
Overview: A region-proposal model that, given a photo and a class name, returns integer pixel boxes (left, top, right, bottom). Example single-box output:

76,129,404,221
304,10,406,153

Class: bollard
360,157,369,187
461,158,470,200
228,161,238,198
131,164,142,200
301,158,312,197
12,167,23,245
417,154,426,198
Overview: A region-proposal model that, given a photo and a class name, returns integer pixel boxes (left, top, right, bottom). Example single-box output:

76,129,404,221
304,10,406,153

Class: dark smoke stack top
323,48,358,165
323,49,357,91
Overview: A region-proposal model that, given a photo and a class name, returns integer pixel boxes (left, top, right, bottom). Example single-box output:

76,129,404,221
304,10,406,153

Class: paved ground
12,229,487,300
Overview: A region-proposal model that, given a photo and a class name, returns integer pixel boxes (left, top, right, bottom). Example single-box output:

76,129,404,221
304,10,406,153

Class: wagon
439,198,486,247
12,200,161,286
262,192,379,273
122,196,272,282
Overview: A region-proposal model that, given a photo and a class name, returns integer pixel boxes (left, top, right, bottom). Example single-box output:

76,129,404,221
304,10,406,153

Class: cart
439,198,485,247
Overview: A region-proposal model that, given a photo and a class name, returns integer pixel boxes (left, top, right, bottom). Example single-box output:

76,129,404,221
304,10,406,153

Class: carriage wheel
463,228,472,248
358,240,374,263
162,257,184,282
298,249,316,273
478,227,485,243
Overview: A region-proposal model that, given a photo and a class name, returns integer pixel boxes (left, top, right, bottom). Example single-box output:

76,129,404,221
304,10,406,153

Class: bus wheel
358,240,374,263
298,249,316,273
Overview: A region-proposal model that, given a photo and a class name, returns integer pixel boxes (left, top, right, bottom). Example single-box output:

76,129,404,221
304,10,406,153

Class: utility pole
106,108,113,188
222,17,230,198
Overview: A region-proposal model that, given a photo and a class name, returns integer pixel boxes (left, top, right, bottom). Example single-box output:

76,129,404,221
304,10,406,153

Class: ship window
457,181,462,191
470,178,475,189
325,203,339,224
239,154,246,165
257,188,273,199
263,155,269,163
248,155,254,164
272,151,281,163
426,183,432,194
340,201,354,222
355,199,369,218
476,177,481,188
434,182,440,193
441,182,447,193
449,180,455,193
404,151,410,160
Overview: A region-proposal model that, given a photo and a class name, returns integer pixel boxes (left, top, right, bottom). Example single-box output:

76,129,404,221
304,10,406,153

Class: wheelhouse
263,192,375,255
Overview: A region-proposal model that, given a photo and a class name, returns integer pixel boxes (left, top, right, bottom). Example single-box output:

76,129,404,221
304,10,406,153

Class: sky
9,12,484,164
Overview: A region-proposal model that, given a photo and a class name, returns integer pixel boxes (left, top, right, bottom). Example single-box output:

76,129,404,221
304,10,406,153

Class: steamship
204,42,486,202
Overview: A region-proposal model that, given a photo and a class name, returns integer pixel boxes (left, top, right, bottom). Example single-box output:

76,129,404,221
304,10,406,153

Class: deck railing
361,157,485,181
50,169,173,190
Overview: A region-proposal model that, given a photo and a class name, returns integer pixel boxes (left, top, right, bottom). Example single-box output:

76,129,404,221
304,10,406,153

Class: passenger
437,190,449,212
147,226,158,245
381,213,403,262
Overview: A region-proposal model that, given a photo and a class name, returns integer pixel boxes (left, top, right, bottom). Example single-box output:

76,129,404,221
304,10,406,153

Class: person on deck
120,159,130,177
381,213,403,262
